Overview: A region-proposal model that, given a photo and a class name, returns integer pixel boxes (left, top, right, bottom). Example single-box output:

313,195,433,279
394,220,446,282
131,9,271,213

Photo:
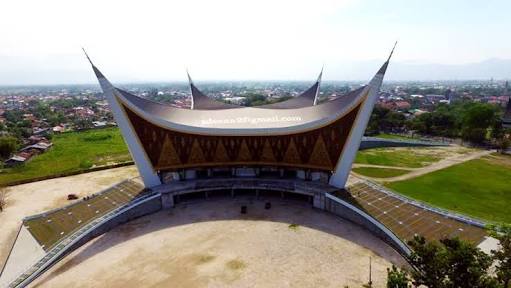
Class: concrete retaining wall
5,162,134,187
359,137,447,150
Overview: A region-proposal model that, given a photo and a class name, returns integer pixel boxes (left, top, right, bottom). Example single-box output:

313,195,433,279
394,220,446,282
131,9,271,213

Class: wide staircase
6,179,159,288
345,180,487,244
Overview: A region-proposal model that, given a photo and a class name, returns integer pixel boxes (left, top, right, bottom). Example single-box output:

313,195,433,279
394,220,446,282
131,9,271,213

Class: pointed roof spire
313,66,324,105
377,41,397,75
387,41,397,62
186,69,196,109
82,48,106,79
82,47,92,65
186,69,194,85
317,65,324,82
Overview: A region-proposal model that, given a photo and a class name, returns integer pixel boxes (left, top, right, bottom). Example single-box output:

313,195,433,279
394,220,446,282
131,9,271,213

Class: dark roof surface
115,85,367,134
189,72,322,110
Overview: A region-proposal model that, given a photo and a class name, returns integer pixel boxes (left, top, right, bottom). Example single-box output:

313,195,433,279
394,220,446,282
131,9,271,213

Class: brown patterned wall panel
197,137,219,162
268,137,292,162
245,137,266,161
170,135,194,163
292,133,318,163
308,135,333,167
123,103,361,172
222,138,244,161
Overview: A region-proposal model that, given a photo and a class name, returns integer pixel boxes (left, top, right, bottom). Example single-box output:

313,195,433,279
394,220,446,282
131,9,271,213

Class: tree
4,110,23,123
386,265,410,288
243,93,267,107
47,112,66,127
0,136,18,159
440,237,495,288
73,118,93,130
407,236,448,288
430,106,457,137
491,121,511,153
367,106,406,135
488,224,511,288
408,104,458,137
407,236,497,288
461,103,498,144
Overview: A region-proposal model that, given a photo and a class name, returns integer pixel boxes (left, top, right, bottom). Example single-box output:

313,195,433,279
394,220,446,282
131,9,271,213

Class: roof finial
317,65,324,82
82,47,94,66
387,41,397,62
186,68,193,85
82,48,107,79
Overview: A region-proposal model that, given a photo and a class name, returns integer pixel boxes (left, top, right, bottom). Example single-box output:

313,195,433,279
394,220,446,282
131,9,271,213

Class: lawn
373,133,416,140
386,156,511,223
0,128,131,185
352,167,410,178
355,147,442,168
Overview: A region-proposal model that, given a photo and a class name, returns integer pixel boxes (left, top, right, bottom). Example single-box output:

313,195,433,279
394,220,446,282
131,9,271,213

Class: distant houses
4,138,53,167
73,106,95,118
4,154,28,167
52,125,66,133
92,121,107,128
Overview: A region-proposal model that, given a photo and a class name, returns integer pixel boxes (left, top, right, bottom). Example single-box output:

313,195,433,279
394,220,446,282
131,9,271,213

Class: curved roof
115,85,367,136
85,48,392,136
188,69,322,110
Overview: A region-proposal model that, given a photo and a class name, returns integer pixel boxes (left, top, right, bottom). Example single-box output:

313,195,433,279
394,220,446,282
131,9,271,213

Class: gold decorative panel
123,104,361,172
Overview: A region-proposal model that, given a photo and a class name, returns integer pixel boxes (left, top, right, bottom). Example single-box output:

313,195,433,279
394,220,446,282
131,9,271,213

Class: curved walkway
352,164,417,170
363,149,494,182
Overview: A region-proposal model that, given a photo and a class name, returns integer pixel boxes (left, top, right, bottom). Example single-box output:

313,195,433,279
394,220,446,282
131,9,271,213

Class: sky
1,0,511,84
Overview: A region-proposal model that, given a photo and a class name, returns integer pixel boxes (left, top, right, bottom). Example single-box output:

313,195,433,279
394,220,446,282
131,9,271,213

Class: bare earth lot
30,198,406,288
0,166,139,269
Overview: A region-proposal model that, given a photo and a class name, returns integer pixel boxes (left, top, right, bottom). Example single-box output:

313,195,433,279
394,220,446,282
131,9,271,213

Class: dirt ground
0,166,139,269
30,197,407,288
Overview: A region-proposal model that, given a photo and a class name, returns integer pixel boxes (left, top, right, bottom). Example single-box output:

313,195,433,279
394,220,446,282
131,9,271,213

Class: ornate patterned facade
123,103,361,172
85,44,394,187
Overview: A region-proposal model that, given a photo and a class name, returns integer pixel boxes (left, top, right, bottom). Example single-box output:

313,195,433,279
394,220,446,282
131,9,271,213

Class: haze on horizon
1,0,511,85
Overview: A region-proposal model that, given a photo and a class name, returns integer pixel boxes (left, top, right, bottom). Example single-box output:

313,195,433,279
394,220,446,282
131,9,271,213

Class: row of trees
366,106,407,135
387,225,511,288
408,102,504,144
367,101,510,149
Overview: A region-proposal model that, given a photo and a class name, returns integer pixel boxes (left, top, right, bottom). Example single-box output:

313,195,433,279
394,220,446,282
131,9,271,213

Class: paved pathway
352,164,417,170
361,149,495,182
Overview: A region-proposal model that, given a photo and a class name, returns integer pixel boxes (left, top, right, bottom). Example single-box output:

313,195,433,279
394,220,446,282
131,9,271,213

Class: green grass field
0,128,131,186
374,133,416,140
386,156,511,223
352,167,410,178
355,147,442,168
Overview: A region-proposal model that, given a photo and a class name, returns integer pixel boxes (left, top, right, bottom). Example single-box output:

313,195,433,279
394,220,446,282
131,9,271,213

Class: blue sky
1,0,510,84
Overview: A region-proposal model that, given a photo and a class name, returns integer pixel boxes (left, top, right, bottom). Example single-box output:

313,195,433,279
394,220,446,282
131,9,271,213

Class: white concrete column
90,64,161,188
329,69,386,189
